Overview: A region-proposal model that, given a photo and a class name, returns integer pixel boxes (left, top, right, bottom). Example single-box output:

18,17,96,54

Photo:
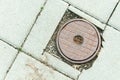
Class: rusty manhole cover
56,19,101,63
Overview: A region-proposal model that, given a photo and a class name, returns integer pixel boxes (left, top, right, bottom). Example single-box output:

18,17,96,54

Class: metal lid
56,19,101,63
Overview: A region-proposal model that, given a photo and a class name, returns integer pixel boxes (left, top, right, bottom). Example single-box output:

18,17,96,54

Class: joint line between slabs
3,1,48,79
0,38,17,50
42,3,70,55
3,51,20,80
19,50,75,80
63,0,120,33
103,0,120,31
20,0,48,48
62,0,106,24
76,71,83,80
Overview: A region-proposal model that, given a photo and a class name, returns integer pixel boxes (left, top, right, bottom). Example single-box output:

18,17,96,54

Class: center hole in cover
73,35,84,44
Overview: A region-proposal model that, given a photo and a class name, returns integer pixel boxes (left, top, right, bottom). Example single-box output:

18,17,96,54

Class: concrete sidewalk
0,0,120,80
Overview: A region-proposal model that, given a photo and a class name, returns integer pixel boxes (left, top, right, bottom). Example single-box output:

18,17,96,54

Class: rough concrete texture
79,26,120,80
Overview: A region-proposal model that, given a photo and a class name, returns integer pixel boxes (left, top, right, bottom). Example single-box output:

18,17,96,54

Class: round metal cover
56,19,101,63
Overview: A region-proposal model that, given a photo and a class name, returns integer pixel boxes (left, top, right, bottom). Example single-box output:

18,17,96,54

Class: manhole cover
56,19,101,63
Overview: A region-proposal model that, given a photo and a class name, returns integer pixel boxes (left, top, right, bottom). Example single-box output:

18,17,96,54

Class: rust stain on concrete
25,63,46,80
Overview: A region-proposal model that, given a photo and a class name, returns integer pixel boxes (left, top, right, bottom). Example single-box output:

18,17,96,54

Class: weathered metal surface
56,19,101,63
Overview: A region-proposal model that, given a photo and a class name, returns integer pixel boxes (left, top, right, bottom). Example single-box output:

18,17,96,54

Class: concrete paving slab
78,26,120,80
23,0,68,56
0,40,17,80
68,6,105,30
109,2,120,31
5,52,72,80
0,0,45,47
64,0,119,22
40,52,80,80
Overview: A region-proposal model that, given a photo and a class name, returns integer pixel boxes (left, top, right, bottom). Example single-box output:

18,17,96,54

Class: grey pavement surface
0,0,120,80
